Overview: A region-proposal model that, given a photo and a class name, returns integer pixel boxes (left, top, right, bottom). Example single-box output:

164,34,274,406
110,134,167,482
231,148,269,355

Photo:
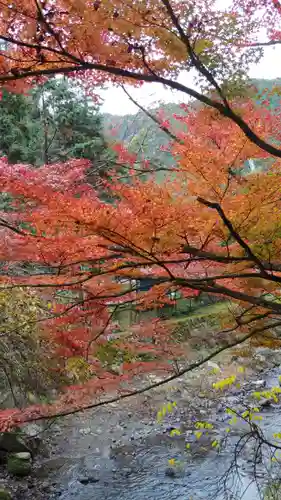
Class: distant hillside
102,102,184,175
102,78,281,173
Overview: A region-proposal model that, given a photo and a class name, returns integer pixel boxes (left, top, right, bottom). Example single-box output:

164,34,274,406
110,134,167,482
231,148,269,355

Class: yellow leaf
213,375,236,391
170,429,181,437
194,38,213,55
157,410,163,422
273,432,281,439
205,423,213,430
211,367,220,375
167,402,173,412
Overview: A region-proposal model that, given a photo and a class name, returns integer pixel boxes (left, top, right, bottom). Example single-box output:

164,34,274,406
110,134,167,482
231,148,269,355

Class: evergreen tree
0,90,41,165
0,78,112,179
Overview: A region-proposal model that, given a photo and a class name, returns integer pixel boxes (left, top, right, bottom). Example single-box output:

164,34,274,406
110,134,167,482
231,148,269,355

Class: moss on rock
7,452,31,476
0,489,12,499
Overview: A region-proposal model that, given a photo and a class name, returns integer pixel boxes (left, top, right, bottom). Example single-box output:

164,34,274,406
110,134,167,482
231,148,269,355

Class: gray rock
252,380,266,389
21,423,42,454
260,397,272,408
217,404,224,413
22,423,42,439
35,457,72,478
14,451,31,460
7,452,32,476
122,467,133,477
79,427,91,435
0,432,30,454
79,476,99,485
165,467,176,478
21,424,41,444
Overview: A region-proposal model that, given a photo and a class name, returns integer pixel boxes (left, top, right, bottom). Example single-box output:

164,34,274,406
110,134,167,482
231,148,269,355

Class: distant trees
0,78,111,179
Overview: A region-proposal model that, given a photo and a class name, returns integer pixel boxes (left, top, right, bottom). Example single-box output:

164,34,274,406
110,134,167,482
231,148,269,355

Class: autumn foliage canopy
0,0,281,428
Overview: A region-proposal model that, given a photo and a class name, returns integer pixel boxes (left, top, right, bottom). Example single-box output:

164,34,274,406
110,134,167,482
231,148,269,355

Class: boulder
260,397,272,408
21,423,42,453
0,432,30,454
79,476,99,485
0,490,12,500
21,423,42,439
14,452,31,460
0,450,7,464
251,380,266,389
165,467,176,478
7,451,32,477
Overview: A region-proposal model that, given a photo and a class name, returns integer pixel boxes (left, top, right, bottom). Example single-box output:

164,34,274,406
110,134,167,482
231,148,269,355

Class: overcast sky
100,45,281,116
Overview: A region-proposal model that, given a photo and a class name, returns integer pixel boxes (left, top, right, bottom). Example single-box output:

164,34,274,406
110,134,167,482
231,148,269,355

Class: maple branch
103,242,281,273
160,0,229,107
0,35,80,65
181,280,281,314
248,40,281,47
33,0,67,56
1,33,281,159
62,257,281,286
0,61,219,107
181,245,281,274
222,140,248,199
7,255,281,287
86,305,118,361
197,197,268,276
22,318,281,422
40,253,125,271
5,267,281,326
0,218,31,236
180,272,281,284
117,163,175,177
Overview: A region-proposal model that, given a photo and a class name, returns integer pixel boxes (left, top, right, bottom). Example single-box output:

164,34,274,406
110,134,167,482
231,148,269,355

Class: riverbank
1,342,281,499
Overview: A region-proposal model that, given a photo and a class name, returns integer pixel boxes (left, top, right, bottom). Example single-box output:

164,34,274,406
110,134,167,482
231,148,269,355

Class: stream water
37,366,281,500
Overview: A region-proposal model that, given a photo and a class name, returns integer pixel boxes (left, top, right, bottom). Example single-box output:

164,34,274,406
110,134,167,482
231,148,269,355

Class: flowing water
38,366,281,500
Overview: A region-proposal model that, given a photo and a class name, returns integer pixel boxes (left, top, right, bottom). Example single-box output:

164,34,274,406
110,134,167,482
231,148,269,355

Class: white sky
100,45,281,116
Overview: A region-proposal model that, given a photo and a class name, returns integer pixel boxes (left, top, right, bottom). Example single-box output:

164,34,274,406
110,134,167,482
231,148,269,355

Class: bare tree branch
1,31,281,158
197,197,268,276
121,85,180,143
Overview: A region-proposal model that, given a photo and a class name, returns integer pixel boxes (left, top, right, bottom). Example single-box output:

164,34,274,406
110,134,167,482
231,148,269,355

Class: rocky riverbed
2,346,281,499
